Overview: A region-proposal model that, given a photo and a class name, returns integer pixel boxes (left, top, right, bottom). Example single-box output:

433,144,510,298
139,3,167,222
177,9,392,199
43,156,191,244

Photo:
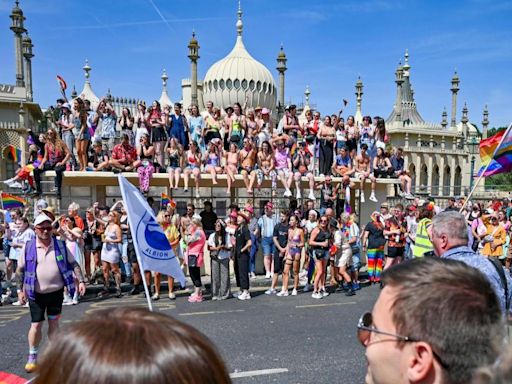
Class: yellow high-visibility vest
413,218,433,258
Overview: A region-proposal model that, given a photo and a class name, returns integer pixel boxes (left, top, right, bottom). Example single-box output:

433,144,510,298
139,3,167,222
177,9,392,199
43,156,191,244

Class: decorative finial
304,85,311,106
236,0,243,36
83,59,91,80
161,69,168,86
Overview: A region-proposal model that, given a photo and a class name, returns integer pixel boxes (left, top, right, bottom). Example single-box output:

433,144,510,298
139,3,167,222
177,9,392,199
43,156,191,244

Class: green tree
484,126,512,191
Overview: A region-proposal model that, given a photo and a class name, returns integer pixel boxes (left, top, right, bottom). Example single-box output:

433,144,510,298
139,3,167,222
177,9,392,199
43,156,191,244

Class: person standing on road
234,211,252,301
99,211,122,298
278,214,303,297
208,220,231,300
185,217,206,303
265,210,289,295
308,215,331,299
15,213,86,373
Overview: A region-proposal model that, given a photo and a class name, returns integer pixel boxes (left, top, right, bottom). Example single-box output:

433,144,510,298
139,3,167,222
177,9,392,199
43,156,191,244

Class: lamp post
467,136,478,191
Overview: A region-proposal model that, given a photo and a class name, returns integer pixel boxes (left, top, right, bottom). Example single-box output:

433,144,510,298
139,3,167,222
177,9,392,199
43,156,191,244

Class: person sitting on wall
108,133,137,173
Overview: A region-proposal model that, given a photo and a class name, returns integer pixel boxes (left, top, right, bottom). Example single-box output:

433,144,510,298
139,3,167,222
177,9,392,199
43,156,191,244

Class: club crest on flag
135,210,173,260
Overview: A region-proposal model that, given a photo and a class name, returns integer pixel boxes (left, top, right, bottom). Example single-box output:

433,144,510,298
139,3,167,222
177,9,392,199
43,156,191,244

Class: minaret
394,61,404,122
304,85,310,108
71,85,77,99
441,107,448,129
276,44,287,113
450,71,460,128
461,102,469,136
22,32,34,101
188,31,199,107
10,0,26,87
355,76,363,125
482,105,489,139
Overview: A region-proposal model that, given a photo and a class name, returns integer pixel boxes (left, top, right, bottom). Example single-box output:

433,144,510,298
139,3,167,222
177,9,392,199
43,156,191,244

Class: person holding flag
118,175,186,310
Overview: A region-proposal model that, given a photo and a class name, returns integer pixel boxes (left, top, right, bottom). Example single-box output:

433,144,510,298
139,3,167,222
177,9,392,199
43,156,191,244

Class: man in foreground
15,213,86,373
359,257,504,384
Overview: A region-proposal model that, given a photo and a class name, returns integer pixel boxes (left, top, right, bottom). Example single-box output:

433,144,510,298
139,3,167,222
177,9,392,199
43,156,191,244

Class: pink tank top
275,148,289,170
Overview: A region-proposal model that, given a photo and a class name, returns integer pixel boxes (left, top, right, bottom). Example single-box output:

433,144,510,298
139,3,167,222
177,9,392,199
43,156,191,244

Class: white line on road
295,301,357,309
179,309,245,316
230,368,288,378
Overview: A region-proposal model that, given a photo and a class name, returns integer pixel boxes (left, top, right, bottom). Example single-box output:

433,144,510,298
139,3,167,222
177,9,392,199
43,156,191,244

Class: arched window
443,166,451,196
249,80,255,91
226,79,233,90
214,80,218,90
219,79,225,90
420,163,428,193
234,79,240,90
256,81,261,91
454,166,462,196
432,165,440,196
408,163,416,194
241,79,248,90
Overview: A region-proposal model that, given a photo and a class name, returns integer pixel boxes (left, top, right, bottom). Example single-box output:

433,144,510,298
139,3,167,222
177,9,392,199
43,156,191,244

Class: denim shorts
350,252,361,272
261,236,275,255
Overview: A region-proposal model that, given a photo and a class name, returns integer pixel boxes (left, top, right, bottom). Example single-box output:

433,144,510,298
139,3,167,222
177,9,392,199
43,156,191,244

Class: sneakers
303,283,311,292
283,189,292,197
276,290,289,297
320,289,329,298
296,190,302,199
291,288,298,296
308,191,316,200
345,289,356,297
129,286,141,295
62,295,74,306
188,294,203,303
369,193,378,202
72,292,79,305
151,294,160,301
265,272,272,279
168,292,176,300
25,353,37,373
237,291,251,301
360,192,365,203
249,272,256,279
312,292,323,299
353,282,361,291
265,288,277,295
405,193,415,200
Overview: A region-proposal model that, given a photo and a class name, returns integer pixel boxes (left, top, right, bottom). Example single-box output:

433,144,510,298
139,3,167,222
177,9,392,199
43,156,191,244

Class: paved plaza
0,281,379,383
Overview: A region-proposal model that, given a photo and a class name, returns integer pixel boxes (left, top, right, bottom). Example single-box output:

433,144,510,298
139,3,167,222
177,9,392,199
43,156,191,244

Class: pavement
0,275,380,383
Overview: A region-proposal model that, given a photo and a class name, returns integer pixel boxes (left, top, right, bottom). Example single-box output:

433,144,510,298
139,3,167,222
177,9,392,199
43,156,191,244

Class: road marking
179,309,245,316
295,301,357,309
230,368,288,378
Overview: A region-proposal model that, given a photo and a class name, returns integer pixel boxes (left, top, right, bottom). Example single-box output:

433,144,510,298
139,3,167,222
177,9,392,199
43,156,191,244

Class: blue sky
0,0,511,127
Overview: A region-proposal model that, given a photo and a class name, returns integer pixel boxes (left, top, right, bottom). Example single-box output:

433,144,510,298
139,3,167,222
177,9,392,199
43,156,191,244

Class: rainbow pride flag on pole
1,192,26,210
161,192,170,207
478,123,512,177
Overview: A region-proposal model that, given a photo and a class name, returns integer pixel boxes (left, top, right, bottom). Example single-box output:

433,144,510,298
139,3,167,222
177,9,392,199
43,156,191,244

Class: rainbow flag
2,145,21,163
478,124,512,177
1,192,26,210
161,192,170,207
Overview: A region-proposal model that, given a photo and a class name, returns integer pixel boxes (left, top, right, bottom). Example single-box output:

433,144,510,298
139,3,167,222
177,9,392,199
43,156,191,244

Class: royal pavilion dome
202,3,277,111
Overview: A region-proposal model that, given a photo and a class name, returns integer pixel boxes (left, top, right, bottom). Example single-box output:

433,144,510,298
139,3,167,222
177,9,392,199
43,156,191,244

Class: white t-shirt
207,232,231,260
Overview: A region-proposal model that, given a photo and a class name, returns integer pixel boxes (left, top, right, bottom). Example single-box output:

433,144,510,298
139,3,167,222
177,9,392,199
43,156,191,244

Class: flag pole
117,176,153,311
460,122,512,212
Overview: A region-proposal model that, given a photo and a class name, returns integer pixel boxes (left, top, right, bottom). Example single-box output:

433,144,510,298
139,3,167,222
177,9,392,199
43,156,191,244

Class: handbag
188,254,198,268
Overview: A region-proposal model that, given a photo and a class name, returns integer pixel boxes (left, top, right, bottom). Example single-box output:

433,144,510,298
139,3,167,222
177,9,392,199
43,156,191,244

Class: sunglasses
320,220,328,224
36,226,52,232
357,312,449,370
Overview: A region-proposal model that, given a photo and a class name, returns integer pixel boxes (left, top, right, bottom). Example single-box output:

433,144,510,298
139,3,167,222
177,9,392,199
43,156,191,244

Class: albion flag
478,123,512,177
118,175,186,287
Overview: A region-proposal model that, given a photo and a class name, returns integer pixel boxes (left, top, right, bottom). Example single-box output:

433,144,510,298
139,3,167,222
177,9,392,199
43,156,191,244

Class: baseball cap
34,213,53,226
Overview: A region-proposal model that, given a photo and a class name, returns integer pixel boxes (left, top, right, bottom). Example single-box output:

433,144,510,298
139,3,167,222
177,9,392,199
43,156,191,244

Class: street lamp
467,136,479,191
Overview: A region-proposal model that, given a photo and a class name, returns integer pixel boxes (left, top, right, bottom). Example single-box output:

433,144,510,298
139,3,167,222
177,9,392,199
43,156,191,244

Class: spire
276,44,287,113
71,85,77,99
450,70,460,128
236,0,243,37
159,69,173,108
10,0,26,87
386,51,425,125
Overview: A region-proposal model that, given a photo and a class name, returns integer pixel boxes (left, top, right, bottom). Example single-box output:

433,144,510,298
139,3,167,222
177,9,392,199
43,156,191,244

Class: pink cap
262,108,270,115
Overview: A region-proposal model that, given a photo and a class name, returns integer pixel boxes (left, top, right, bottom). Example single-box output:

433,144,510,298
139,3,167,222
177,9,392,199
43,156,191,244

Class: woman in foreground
34,307,231,384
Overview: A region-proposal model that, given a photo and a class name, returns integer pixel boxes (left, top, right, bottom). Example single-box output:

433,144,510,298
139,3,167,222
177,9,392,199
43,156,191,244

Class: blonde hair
156,210,167,225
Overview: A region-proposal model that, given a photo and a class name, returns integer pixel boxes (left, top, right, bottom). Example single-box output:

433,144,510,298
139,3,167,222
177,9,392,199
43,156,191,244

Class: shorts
29,288,64,323
312,249,328,261
276,168,291,177
273,252,284,275
91,237,102,252
78,130,91,141
127,241,137,264
335,247,352,268
350,252,361,272
288,247,302,260
151,126,168,143
261,237,275,256
346,138,357,152
387,246,404,258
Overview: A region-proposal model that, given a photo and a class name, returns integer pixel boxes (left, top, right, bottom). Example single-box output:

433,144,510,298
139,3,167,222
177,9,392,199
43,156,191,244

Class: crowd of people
3,97,415,203
2,194,511,307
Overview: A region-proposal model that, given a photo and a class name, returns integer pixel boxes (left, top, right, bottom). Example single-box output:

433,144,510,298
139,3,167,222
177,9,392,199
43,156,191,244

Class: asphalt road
0,283,379,383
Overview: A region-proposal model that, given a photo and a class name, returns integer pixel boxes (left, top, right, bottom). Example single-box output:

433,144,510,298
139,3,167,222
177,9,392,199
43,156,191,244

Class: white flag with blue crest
118,175,186,287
